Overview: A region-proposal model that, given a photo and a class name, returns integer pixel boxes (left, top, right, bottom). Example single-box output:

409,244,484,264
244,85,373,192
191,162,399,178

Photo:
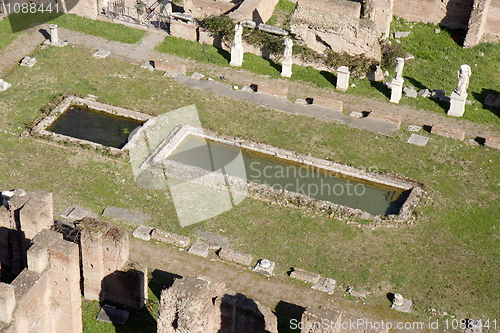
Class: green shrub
244,29,285,58
201,15,234,45
325,50,375,78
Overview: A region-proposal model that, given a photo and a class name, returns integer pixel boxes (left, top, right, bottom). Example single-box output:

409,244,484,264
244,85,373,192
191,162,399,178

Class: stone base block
485,94,500,107
311,278,336,294
448,92,467,117
155,61,186,77
390,78,404,103
431,124,465,140
290,268,321,284
218,248,253,266
313,96,343,111
368,111,402,129
407,133,429,146
188,240,210,257
151,229,190,247
230,46,244,67
253,259,275,276
392,298,413,313
281,61,292,78
485,136,500,149
133,225,153,241
0,79,12,92
256,82,288,98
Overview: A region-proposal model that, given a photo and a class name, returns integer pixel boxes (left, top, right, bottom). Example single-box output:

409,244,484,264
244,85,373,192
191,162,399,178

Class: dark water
48,106,143,148
167,135,409,216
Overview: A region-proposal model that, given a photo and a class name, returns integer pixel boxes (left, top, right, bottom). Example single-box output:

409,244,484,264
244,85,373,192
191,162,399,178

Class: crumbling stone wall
184,0,236,19
228,0,280,24
0,190,53,279
485,0,500,35
0,229,82,333
290,0,382,60
157,277,278,333
80,218,129,301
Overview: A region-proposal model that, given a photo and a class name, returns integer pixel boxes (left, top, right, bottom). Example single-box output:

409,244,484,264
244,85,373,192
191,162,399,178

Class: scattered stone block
408,125,421,132
394,31,411,38
391,293,413,313
431,124,465,140
484,94,500,107
61,205,99,221
256,82,288,98
367,111,402,129
311,277,336,294
403,86,417,98
418,89,430,98
20,56,37,67
404,53,415,60
97,305,130,324
0,79,12,92
195,230,229,249
435,28,441,33
407,134,429,146
133,225,153,241
312,96,343,111
346,286,369,299
349,111,364,118
290,268,321,284
188,240,210,257
258,23,288,36
172,12,193,22
240,20,256,28
190,72,205,80
151,229,190,247
485,136,500,149
92,50,111,59
242,85,255,93
140,61,154,71
155,61,186,77
253,259,275,276
102,207,150,225
294,98,308,105
218,248,253,266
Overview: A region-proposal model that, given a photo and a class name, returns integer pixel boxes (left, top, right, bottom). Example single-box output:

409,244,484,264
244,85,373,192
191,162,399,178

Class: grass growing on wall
266,0,297,29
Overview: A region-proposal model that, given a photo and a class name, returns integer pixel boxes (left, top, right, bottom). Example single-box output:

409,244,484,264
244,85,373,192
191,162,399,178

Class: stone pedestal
281,60,292,78
230,46,243,67
49,24,59,44
390,78,404,103
448,91,467,117
336,66,350,91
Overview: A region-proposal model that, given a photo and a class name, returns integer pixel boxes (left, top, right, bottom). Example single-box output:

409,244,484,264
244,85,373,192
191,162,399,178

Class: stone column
390,57,405,103
336,66,350,91
49,24,59,44
230,24,244,67
281,38,293,78
448,64,471,117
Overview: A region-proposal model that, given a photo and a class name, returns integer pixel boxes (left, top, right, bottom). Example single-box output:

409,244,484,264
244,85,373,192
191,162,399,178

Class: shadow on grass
370,80,390,98
472,88,500,119
274,300,305,333
320,70,337,87
114,304,157,333
149,269,182,300
405,76,427,91
216,47,231,64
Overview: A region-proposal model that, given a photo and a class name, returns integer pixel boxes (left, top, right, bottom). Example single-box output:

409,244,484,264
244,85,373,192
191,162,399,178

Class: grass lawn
1,42,500,326
0,12,145,51
156,21,500,131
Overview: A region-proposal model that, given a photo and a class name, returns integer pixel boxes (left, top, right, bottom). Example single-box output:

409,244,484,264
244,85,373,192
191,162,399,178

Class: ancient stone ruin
0,190,147,332
157,276,278,333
